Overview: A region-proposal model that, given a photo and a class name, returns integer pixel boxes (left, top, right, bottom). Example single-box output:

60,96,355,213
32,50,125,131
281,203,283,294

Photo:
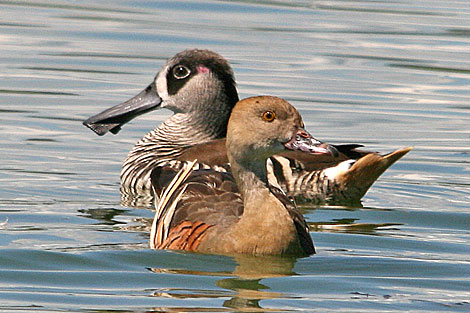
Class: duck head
83,49,238,136
226,96,336,166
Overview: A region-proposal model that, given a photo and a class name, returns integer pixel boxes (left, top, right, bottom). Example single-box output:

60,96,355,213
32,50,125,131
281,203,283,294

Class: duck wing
150,162,243,251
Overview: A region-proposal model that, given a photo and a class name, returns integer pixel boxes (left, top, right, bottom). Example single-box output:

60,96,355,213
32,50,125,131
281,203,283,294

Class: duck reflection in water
148,253,297,312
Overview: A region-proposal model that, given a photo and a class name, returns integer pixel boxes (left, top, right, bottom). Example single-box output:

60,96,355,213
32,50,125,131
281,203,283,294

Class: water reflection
310,220,402,235
149,253,298,312
78,207,127,225
121,187,154,209
217,256,294,311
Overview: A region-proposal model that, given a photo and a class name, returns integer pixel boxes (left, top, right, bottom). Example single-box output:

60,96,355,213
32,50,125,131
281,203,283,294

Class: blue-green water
1,1,469,311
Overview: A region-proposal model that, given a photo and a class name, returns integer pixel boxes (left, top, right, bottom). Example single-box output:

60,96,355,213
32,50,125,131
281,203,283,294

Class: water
1,0,469,311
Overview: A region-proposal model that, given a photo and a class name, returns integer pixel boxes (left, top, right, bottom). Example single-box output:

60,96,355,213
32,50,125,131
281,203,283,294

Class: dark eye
172,65,190,79
262,111,276,122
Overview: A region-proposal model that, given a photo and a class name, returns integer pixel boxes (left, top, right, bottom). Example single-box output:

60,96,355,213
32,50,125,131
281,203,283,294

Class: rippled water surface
1,1,469,312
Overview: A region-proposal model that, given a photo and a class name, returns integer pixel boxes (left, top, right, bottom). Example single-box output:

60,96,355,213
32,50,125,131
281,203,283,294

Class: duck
83,49,412,207
149,96,322,255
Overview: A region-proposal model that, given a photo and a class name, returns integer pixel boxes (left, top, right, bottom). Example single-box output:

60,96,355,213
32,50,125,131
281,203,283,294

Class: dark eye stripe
167,64,193,95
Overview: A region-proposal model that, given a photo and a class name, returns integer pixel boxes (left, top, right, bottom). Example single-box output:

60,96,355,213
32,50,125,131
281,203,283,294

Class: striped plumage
268,146,412,204
120,114,230,197
84,49,411,208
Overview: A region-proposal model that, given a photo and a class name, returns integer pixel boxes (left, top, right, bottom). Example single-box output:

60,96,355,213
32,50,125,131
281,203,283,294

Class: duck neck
130,111,227,159
230,157,273,213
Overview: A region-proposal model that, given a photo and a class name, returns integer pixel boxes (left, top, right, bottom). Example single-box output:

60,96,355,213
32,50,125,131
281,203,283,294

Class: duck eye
172,65,190,79
262,111,276,122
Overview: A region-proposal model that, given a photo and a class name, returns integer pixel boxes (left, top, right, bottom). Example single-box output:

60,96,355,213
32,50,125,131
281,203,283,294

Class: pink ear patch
197,65,210,74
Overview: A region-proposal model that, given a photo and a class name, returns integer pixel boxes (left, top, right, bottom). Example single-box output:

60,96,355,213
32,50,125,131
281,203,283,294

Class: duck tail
334,147,413,202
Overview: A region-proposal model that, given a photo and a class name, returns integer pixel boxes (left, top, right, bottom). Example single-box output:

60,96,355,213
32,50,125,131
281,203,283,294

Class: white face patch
155,65,170,104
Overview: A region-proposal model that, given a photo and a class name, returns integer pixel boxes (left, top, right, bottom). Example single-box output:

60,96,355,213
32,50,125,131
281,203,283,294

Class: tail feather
336,147,413,200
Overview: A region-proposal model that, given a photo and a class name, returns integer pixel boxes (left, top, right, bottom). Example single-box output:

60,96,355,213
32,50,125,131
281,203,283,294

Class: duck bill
284,128,338,156
83,81,162,136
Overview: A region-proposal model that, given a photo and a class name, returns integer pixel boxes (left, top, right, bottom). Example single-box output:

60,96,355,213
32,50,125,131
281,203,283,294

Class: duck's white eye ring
172,65,191,79
262,111,276,122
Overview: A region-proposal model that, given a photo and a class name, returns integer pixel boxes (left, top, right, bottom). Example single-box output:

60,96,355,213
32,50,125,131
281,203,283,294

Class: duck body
83,49,411,207
151,167,311,255
150,96,317,256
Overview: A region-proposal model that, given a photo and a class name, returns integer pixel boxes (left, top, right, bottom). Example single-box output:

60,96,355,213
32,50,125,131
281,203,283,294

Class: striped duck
150,96,321,255
83,49,412,207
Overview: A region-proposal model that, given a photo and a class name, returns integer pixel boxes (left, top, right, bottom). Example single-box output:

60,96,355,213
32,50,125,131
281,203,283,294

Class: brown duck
149,96,327,255
83,49,412,206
